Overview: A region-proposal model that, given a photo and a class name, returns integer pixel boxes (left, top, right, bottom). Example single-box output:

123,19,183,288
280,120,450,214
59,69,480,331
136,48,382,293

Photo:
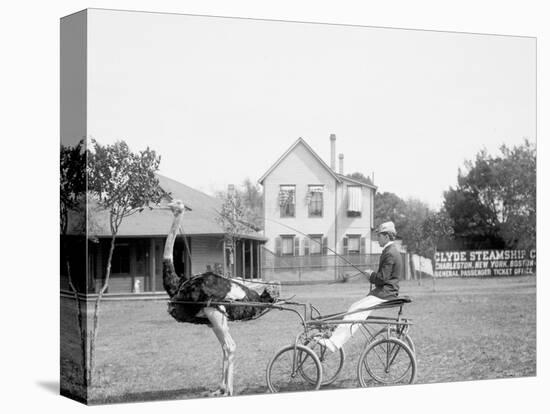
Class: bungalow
81,175,266,294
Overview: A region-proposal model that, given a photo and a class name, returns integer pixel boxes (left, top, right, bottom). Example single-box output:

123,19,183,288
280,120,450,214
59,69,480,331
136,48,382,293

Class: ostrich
162,200,278,397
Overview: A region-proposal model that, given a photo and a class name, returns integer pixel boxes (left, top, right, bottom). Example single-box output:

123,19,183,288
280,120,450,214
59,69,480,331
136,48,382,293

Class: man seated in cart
317,221,403,352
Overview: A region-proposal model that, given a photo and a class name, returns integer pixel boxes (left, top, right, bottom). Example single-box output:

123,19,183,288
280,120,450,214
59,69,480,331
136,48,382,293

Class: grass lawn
60,275,536,404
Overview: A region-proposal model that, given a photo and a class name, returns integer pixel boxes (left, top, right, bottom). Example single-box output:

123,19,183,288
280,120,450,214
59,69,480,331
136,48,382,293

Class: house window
347,235,361,254
307,185,323,217
111,244,130,274
281,235,295,256
309,234,323,255
279,185,296,218
347,186,362,217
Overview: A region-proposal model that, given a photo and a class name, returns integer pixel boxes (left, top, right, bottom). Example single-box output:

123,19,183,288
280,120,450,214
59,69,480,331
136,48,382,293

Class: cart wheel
357,337,416,386
266,344,322,393
372,327,416,355
300,337,345,386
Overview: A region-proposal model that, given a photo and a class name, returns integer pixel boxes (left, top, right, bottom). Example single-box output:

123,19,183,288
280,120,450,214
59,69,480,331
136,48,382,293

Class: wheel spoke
357,338,416,386
300,334,345,386
267,345,322,393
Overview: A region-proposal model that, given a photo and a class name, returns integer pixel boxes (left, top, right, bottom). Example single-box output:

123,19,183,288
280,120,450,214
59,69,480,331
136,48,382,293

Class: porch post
241,240,245,278
222,239,227,276
130,242,137,293
249,240,254,279
233,240,236,277
149,238,156,292
253,241,256,278
257,242,262,279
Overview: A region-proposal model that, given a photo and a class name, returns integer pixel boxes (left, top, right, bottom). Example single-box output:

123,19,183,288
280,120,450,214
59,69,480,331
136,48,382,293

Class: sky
86,9,536,209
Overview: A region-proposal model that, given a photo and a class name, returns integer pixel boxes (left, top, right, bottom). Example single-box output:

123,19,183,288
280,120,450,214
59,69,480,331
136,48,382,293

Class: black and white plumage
161,200,278,396
166,269,276,324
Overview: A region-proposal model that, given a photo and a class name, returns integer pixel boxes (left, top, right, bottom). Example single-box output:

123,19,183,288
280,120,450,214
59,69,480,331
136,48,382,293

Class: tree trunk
64,248,87,388
87,233,116,386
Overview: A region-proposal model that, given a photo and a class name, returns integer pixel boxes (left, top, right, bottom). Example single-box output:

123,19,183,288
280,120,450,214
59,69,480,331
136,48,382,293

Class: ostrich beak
159,201,192,211
154,205,173,211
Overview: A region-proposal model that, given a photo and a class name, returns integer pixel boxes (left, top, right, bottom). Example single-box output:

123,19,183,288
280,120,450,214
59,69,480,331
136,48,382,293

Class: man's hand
366,269,376,284
366,269,375,291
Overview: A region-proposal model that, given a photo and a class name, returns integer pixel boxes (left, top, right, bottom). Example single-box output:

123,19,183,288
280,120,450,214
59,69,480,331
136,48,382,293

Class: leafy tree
346,171,374,185
60,140,86,236
374,191,452,258
216,185,257,276
443,140,535,250
494,140,536,249
399,198,431,254
216,186,255,235
86,139,166,384
420,211,455,258
215,178,264,230
60,139,87,385
374,191,407,231
443,186,497,237
239,178,264,230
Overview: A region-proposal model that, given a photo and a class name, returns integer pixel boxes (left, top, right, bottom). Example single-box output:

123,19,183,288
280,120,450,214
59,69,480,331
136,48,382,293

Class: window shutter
322,237,328,255
343,237,349,255
294,237,300,256
360,236,366,254
275,237,282,256
304,237,310,256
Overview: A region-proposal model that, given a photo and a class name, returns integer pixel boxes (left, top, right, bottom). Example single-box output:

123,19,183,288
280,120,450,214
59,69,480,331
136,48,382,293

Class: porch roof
88,174,267,241
337,173,378,190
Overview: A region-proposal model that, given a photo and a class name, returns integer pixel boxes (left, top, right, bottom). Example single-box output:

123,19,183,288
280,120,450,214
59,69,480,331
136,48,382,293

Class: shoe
316,337,337,353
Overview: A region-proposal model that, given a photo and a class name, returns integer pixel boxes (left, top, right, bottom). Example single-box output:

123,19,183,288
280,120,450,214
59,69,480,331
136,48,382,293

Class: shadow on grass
89,386,228,405
92,384,357,404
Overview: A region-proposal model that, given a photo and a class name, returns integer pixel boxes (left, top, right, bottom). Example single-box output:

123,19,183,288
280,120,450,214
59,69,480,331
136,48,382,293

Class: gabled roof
88,174,266,240
258,137,342,184
337,173,378,191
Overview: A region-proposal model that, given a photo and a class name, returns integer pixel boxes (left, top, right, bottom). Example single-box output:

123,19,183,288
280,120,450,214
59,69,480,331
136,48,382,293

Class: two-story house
258,135,377,262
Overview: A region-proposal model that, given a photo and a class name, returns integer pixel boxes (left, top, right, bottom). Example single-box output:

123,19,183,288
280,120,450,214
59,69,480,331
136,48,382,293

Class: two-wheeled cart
265,297,416,392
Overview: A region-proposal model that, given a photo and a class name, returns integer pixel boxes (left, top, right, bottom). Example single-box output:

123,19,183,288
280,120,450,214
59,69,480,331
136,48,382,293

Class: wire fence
261,247,384,283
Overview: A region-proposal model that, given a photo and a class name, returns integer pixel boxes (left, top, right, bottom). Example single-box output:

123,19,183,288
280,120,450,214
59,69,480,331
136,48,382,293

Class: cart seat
309,296,412,322
369,296,412,310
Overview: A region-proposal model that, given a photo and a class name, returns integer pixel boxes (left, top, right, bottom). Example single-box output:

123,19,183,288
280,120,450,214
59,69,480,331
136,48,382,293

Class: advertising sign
434,249,536,277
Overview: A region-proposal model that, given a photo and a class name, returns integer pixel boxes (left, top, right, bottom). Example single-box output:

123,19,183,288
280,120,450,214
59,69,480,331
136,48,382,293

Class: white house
258,135,377,259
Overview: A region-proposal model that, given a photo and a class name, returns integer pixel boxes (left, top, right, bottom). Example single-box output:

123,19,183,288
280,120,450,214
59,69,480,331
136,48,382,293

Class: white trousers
329,295,386,349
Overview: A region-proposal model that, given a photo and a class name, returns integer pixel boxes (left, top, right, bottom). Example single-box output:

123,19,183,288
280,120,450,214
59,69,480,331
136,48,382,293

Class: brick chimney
330,134,336,170
339,153,344,174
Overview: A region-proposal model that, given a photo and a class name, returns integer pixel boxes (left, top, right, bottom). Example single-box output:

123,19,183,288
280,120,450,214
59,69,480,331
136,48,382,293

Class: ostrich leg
204,307,236,396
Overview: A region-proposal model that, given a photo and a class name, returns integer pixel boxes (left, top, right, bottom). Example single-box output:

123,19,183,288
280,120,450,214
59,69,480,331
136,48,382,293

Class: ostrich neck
163,211,185,298
163,212,184,261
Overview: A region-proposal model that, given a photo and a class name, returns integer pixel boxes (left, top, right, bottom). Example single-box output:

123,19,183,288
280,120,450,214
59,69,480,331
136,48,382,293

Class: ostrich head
167,200,191,215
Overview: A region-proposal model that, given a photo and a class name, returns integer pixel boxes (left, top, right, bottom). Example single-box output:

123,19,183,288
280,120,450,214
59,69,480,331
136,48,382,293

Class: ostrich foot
202,383,233,397
202,387,232,397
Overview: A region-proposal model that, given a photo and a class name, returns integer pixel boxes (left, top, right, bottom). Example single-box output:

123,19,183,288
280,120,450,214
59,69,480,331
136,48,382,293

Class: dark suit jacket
369,243,402,299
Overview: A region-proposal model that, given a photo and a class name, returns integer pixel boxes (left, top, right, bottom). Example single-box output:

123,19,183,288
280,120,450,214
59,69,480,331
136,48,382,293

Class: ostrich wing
168,272,265,323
